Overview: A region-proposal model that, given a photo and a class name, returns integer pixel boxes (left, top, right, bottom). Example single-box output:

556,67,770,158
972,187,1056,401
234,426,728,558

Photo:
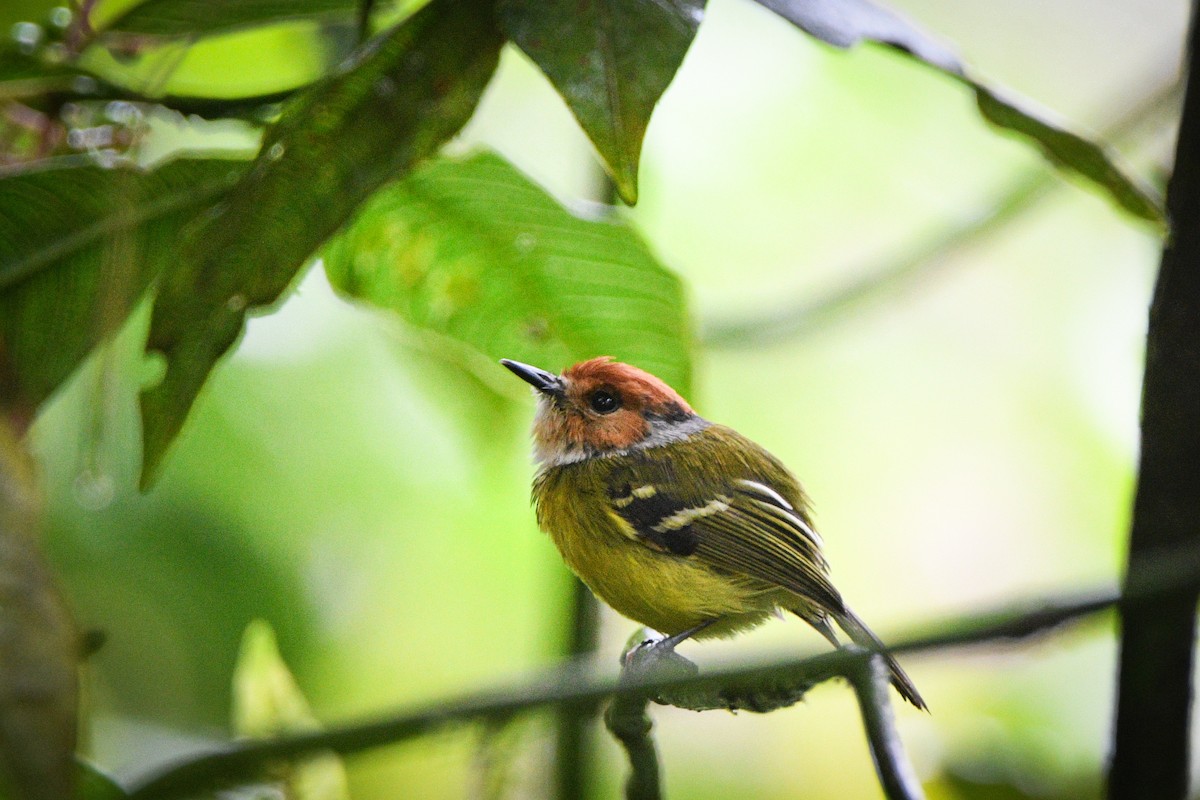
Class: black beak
501,359,564,397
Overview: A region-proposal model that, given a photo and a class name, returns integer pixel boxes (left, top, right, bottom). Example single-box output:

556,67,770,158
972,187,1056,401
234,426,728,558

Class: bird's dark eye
589,389,621,414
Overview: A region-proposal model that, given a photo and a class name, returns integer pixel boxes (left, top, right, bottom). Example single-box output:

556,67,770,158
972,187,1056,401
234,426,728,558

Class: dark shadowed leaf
0,160,246,421
0,423,78,800
973,86,1164,224
754,0,1164,224
323,150,693,395
497,0,706,205
103,0,356,36
139,0,503,485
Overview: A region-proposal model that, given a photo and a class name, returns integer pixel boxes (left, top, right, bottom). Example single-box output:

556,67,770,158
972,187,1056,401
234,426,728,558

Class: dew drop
226,294,248,313
70,75,98,95
374,77,396,97
74,470,115,511
140,351,167,389
49,7,72,29
266,141,285,161
11,21,42,51
515,232,537,253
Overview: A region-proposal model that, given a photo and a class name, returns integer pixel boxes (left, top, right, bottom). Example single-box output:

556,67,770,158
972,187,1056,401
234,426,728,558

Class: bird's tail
835,607,927,711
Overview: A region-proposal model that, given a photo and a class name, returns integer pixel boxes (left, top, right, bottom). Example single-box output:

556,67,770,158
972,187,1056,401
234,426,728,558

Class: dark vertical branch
848,653,924,800
553,576,602,800
1109,6,1200,799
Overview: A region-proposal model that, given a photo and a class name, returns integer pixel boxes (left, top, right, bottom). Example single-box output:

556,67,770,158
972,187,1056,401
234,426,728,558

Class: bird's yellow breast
533,459,782,638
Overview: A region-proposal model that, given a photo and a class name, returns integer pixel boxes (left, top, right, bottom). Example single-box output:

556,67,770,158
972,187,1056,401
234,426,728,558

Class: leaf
77,760,130,800
753,0,1165,225
973,86,1164,224
0,422,78,800
754,0,960,70
0,159,246,420
233,620,348,800
138,0,503,486
102,0,357,36
323,150,693,395
497,0,706,205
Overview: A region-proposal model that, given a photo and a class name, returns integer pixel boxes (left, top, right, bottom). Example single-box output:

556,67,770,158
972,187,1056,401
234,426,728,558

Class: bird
501,356,926,710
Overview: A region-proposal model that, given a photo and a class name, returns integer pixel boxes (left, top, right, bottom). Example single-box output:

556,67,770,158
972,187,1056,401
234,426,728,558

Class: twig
123,536,1200,800
357,0,378,45
1109,3,1200,797
848,652,924,800
120,591,1108,800
701,72,1180,349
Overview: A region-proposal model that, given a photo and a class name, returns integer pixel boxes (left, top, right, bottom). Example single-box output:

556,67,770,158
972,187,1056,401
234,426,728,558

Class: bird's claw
619,629,699,684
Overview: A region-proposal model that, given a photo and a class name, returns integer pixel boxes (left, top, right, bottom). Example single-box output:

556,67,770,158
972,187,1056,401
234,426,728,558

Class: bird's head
501,357,706,465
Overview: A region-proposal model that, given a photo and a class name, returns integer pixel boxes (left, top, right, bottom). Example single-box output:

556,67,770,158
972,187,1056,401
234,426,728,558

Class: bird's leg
620,619,716,683
656,619,716,651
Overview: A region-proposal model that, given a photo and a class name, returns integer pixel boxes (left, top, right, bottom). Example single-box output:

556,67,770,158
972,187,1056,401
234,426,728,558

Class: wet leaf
0,423,78,800
233,620,348,800
0,159,246,423
139,0,503,486
754,0,1164,224
497,0,706,205
323,150,693,395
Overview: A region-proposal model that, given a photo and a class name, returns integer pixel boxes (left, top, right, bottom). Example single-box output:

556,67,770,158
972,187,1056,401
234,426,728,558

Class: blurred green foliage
0,0,1181,797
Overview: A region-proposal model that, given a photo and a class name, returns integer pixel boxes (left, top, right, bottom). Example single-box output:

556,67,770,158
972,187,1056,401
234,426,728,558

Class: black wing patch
605,470,844,613
607,481,701,556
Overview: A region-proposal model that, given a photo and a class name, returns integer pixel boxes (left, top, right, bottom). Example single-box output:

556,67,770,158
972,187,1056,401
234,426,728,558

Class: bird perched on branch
502,356,925,710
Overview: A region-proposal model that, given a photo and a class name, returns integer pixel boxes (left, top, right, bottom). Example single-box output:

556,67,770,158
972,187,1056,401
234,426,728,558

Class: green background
13,0,1183,796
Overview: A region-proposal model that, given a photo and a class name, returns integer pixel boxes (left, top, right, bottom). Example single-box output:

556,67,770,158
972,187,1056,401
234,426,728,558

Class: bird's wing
605,461,845,614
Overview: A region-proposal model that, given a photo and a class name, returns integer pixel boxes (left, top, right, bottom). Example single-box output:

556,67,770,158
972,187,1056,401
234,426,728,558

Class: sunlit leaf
0,423,78,800
139,0,503,486
102,0,356,36
497,0,706,205
77,760,129,800
323,150,693,395
233,620,348,800
0,159,246,420
754,0,1165,224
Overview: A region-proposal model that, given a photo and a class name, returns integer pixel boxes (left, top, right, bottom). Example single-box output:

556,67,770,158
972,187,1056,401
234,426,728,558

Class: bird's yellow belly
542,495,781,638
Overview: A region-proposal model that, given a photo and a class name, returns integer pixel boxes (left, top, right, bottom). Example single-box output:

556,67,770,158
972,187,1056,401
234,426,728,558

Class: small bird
502,356,925,710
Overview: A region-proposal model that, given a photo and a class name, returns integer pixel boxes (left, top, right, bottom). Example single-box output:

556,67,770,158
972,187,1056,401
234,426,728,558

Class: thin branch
356,0,377,44
849,653,924,800
1109,3,1200,797
701,72,1181,349
119,592,1106,800
123,537,1200,800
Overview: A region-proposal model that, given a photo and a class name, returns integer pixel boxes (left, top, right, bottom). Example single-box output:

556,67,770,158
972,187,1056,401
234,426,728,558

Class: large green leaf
323,150,693,395
497,0,706,205
0,160,246,420
754,0,1164,225
139,0,503,485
